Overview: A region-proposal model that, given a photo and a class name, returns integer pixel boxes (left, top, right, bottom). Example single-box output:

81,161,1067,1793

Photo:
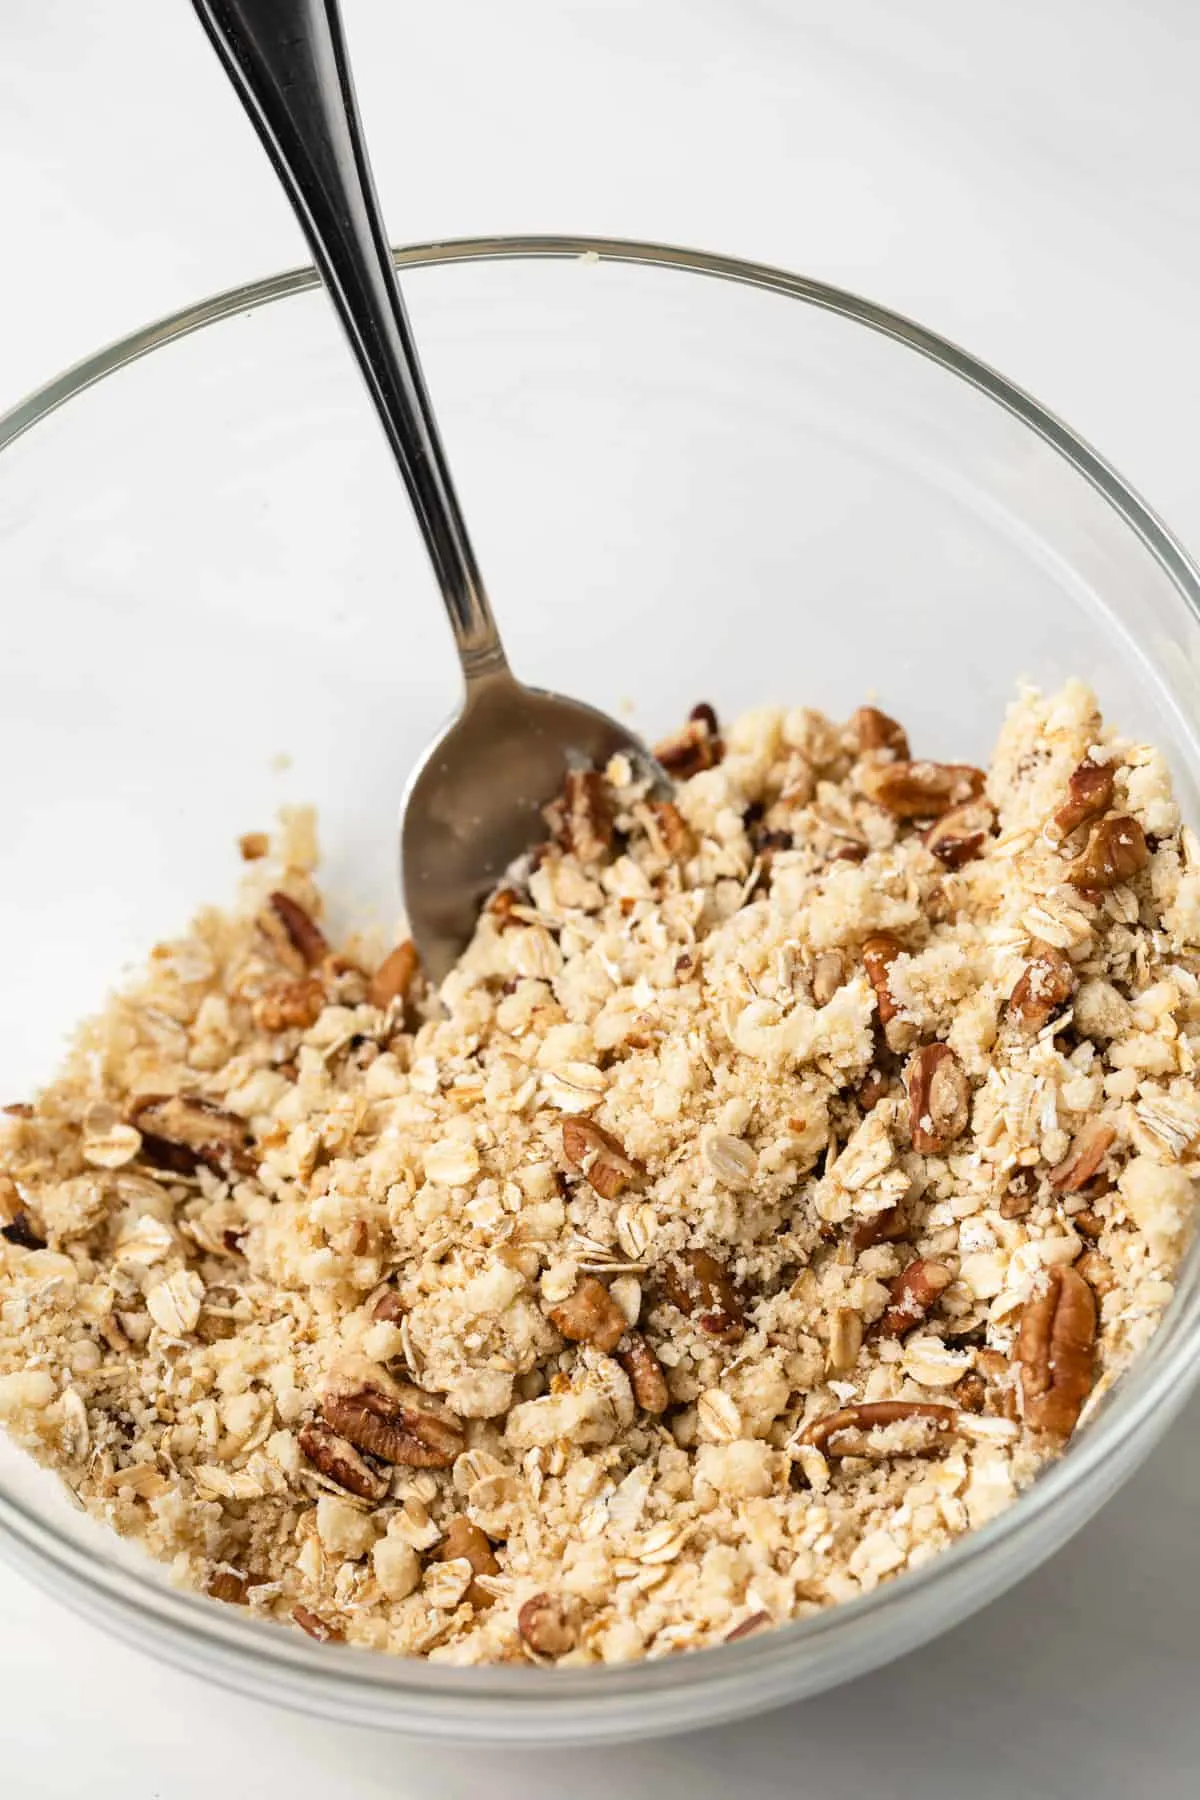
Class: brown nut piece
663,1249,745,1341
811,951,846,1008
1008,945,1075,1033
517,1592,577,1657
1048,756,1116,846
266,890,331,967
875,1258,953,1338
648,800,695,860
1015,1264,1097,1441
859,760,986,820
130,1093,253,1177
548,1276,628,1354
1076,1249,1117,1298
321,1360,464,1469
298,1420,390,1502
367,940,419,1011
561,1117,641,1200
798,1400,958,1454
1000,1167,1039,1219
923,798,995,868
850,705,910,761
862,932,915,1053
906,1044,971,1153
432,1515,500,1608
653,710,723,778
238,831,269,862
1066,815,1149,890
851,1202,908,1252
205,1567,264,1605
292,1605,344,1643
617,1331,670,1413
0,1175,46,1251
253,976,326,1033
545,770,614,864
1048,1120,1116,1193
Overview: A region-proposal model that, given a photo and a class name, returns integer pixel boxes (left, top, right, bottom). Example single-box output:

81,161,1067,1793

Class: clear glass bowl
2,237,1199,1744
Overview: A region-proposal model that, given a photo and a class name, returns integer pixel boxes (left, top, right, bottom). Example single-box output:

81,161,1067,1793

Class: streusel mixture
2,683,1197,1663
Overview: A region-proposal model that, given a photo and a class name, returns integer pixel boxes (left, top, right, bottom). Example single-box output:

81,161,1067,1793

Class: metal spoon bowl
192,0,663,982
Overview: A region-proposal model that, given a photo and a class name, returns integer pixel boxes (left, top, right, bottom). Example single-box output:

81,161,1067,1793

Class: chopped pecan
0,1176,46,1251
618,1331,670,1413
292,1605,344,1643
321,1361,464,1469
517,1592,576,1656
130,1094,254,1178
1048,1120,1116,1193
2,1103,34,1119
367,939,419,1012
267,890,330,967
298,1420,389,1502
548,1276,628,1353
253,976,325,1033
923,798,995,868
725,1610,773,1642
545,770,614,864
1000,1167,1038,1219
1048,757,1115,845
1008,945,1074,1032
238,831,269,862
1072,1206,1104,1239
1076,1249,1117,1297
951,1370,987,1413
906,1044,971,1153
798,1400,958,1453
851,1203,908,1252
862,932,914,1053
432,1516,500,1608
653,711,723,778
561,1117,641,1200
875,1258,953,1338
811,951,846,1007
649,800,695,860
1066,816,1149,890
205,1567,264,1605
859,760,986,820
371,1288,407,1324
977,1348,1019,1421
850,705,910,761
663,1249,745,1341
1015,1264,1096,1441
486,886,522,930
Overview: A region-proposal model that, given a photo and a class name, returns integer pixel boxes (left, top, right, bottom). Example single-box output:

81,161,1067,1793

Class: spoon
191,0,663,982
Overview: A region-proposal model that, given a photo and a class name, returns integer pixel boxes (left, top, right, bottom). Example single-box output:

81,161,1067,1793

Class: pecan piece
923,798,995,868
1000,1167,1038,1219
618,1331,670,1413
811,951,846,1007
292,1605,344,1643
1066,816,1148,890
486,886,522,930
0,1177,46,1251
648,799,695,860
725,1610,772,1643
663,1248,745,1341
1008,945,1075,1033
859,760,986,820
851,1202,908,1252
267,890,330,967
371,1288,407,1324
544,769,615,864
561,1117,641,1200
850,705,910,761
798,1400,957,1453
862,932,914,1053
1048,757,1115,846
298,1420,390,1502
130,1094,253,1177
1048,1120,1116,1193
548,1276,628,1353
253,976,325,1033
906,1044,971,1153
205,1566,265,1605
875,1257,953,1338
653,709,723,778
1015,1264,1097,1441
517,1592,577,1657
238,831,269,862
432,1516,500,1608
321,1360,464,1469
1076,1249,1117,1298
367,939,419,1011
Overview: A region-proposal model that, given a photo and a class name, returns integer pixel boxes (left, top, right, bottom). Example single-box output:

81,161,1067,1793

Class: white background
3,1,1200,1793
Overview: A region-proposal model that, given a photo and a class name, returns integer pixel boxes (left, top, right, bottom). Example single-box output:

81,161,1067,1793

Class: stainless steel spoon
191,0,663,982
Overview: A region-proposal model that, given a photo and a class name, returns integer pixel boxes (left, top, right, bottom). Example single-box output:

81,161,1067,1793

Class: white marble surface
3,1,1200,1792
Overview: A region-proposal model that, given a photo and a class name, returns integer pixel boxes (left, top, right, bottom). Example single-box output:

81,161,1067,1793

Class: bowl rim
2,232,1200,1736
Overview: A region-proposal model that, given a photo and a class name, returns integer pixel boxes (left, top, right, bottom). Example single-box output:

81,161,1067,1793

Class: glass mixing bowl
2,237,1199,1744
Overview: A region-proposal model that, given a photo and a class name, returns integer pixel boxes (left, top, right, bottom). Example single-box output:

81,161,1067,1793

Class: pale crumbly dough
1,681,1197,1664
